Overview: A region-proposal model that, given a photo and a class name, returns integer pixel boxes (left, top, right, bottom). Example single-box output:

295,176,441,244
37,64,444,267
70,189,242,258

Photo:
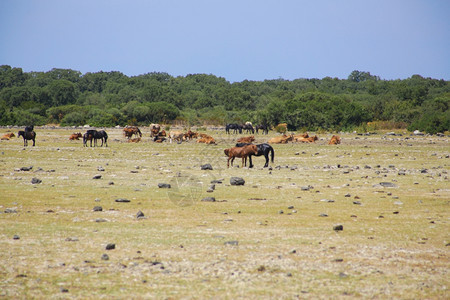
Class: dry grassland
0,127,449,299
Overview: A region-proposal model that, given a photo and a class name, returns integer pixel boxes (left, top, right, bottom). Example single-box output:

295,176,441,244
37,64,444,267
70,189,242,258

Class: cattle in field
169,131,184,143
297,135,318,143
276,123,287,133
127,137,141,143
1,132,15,140
237,136,255,143
184,130,198,140
123,126,142,139
328,135,341,145
69,133,82,140
224,144,258,168
197,134,216,144
149,124,161,137
293,132,309,142
268,134,293,144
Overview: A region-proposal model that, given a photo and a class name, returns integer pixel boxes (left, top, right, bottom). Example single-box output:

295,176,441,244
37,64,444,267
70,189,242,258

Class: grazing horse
123,126,142,139
235,143,274,168
328,135,341,145
226,123,242,134
224,144,258,168
18,130,36,146
255,124,269,134
242,122,255,134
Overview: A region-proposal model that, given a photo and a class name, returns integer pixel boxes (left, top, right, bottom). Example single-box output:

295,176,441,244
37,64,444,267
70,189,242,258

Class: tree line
0,66,448,134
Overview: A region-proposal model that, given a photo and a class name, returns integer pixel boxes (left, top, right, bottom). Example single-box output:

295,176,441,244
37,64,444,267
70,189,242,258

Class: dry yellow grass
0,127,449,299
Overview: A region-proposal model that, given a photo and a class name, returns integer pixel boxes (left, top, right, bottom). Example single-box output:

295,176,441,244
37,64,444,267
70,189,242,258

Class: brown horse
224,144,258,168
123,126,142,139
69,133,82,140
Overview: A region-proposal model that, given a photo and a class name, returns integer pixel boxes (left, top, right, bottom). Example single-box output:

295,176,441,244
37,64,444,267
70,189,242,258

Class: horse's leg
32,138,35,146
249,155,254,168
264,152,269,168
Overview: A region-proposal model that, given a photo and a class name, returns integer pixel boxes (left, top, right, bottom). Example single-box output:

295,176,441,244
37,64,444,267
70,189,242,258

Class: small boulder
158,183,171,188
31,178,42,184
201,164,213,170
92,174,102,179
201,197,216,202
93,206,103,211
136,211,145,219
115,198,130,203
230,177,245,186
333,225,344,231
105,243,116,250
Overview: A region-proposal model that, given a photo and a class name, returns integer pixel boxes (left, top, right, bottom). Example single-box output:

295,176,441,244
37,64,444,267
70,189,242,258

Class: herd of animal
2,124,341,168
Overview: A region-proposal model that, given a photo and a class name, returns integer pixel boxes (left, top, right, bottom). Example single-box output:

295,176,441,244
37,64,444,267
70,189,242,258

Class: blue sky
1,0,449,82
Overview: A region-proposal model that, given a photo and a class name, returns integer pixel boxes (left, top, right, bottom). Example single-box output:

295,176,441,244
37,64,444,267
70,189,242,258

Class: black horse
18,130,36,146
226,124,242,134
84,130,108,147
242,123,255,134
255,124,269,135
235,143,274,168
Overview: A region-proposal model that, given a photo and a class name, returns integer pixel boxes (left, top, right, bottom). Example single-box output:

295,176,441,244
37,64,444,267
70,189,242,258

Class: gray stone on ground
115,198,130,203
202,197,216,202
230,177,245,186
31,178,42,184
136,211,145,218
201,164,213,170
333,225,344,231
93,206,103,211
106,243,115,250
158,183,171,188
92,174,102,179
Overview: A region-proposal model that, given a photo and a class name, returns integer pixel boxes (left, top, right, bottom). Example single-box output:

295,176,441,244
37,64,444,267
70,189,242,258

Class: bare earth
0,127,448,299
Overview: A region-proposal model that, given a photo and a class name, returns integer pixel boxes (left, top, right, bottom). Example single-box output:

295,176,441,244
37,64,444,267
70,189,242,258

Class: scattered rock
31,178,42,184
65,237,79,242
115,198,130,203
92,174,102,179
101,254,109,260
108,181,114,185
13,235,20,240
224,240,239,246
333,225,344,231
353,201,361,205
230,177,245,186
97,166,105,172
20,166,33,171
158,183,171,188
93,206,102,211
201,164,213,170
95,218,108,222
4,208,18,213
319,213,328,217
201,197,216,202
375,182,397,188
60,288,69,293
301,185,313,191
136,211,145,219
106,243,116,250
211,179,223,184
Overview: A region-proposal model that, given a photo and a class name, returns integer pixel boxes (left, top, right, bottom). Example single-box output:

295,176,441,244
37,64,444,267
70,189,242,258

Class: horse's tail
270,145,274,163
138,128,142,137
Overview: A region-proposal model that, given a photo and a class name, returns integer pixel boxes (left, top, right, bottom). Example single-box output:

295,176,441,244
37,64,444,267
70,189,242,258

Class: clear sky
1,0,449,82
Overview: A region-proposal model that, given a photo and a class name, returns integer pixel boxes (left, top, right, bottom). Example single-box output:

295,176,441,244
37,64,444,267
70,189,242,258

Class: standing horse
224,144,258,168
225,124,242,134
123,126,142,139
255,124,269,135
84,130,108,147
235,143,274,168
18,130,36,147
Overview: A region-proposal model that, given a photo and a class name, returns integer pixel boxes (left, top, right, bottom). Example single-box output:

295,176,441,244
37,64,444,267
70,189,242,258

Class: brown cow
268,134,293,144
297,135,318,143
123,126,142,139
293,132,309,142
149,123,161,137
1,132,15,140
184,130,198,140
169,131,184,143
127,137,141,143
69,133,82,140
328,135,341,145
237,136,255,143
197,136,216,144
224,144,258,168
